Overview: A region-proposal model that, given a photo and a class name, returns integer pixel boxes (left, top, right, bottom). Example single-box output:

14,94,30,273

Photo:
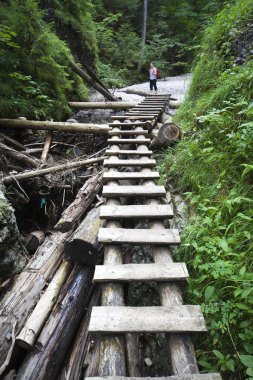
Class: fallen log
16,264,94,380
64,207,104,267
57,285,101,380
16,260,71,350
169,99,182,109
69,101,138,110
0,174,103,369
0,133,25,151
2,156,104,185
41,132,52,162
150,122,182,149
81,62,109,92
70,61,116,101
0,119,110,134
54,172,103,232
0,142,39,168
25,231,46,254
123,88,171,98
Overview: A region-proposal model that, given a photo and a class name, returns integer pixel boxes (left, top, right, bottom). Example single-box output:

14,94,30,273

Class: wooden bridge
0,95,222,379
87,95,221,380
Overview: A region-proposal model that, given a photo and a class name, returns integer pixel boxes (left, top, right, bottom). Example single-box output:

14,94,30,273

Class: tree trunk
16,260,71,350
150,122,182,149
0,142,39,168
0,133,25,151
54,172,103,232
0,119,110,134
57,286,101,380
137,0,148,72
2,156,104,185
68,102,138,110
15,264,94,380
64,207,104,267
70,61,117,101
41,132,52,162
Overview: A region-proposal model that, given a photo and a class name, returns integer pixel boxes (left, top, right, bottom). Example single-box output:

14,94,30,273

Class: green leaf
240,355,253,367
246,368,253,376
213,350,224,360
205,286,215,301
219,238,229,252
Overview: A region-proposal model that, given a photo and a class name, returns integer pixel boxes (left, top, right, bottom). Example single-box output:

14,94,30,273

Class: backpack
156,68,159,78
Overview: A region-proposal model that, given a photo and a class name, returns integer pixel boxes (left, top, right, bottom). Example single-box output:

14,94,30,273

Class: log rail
0,95,222,379
87,95,222,380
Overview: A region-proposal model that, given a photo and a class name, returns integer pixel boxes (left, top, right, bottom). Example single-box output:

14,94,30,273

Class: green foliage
158,1,253,378
0,0,91,120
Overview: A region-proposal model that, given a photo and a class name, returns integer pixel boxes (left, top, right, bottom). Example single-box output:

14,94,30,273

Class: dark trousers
150,79,157,91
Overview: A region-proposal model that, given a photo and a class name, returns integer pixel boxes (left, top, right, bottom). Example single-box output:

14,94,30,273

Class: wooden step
109,130,148,136
108,138,150,144
103,171,160,180
105,149,153,156
103,159,156,167
111,116,155,120
93,263,188,282
88,305,206,333
109,122,149,127
86,375,222,380
102,185,165,197
100,204,173,219
98,227,180,245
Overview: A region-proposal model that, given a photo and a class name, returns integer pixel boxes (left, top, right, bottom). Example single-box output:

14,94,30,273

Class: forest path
115,73,191,102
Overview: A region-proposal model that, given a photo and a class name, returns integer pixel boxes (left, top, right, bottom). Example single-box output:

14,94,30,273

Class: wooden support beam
69,101,138,109
0,119,110,134
111,116,154,120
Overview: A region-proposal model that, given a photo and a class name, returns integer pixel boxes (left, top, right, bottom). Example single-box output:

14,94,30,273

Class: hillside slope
159,0,253,378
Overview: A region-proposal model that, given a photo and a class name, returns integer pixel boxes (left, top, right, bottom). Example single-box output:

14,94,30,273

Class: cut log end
64,239,101,267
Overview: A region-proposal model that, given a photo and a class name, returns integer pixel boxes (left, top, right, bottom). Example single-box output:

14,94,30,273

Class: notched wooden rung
98,227,180,245
93,263,188,282
88,305,207,333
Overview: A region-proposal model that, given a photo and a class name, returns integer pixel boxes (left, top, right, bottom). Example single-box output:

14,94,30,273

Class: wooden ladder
88,95,221,380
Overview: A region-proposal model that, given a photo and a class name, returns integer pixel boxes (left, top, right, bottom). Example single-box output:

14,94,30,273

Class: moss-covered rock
0,185,25,281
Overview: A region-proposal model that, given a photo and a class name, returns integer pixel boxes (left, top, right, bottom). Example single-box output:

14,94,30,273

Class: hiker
149,62,158,92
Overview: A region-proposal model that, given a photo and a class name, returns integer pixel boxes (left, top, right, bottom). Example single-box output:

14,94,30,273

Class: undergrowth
158,1,253,378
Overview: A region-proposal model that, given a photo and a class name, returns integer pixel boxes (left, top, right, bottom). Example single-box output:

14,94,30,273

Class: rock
144,357,153,366
0,184,26,282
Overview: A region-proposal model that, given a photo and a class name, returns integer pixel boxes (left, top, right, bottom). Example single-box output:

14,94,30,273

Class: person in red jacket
149,62,158,92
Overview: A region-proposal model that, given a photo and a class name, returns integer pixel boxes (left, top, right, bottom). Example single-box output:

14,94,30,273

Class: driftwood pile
0,172,103,379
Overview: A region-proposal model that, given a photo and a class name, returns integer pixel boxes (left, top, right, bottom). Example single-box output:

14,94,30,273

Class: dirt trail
115,73,192,102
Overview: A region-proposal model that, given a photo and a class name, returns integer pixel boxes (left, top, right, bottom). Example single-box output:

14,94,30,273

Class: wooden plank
98,227,180,245
103,159,156,167
111,116,155,120
86,375,222,380
105,150,153,156
88,305,206,333
109,130,149,136
93,263,188,282
102,185,165,197
103,171,160,180
109,122,148,127
100,204,173,219
107,138,150,144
